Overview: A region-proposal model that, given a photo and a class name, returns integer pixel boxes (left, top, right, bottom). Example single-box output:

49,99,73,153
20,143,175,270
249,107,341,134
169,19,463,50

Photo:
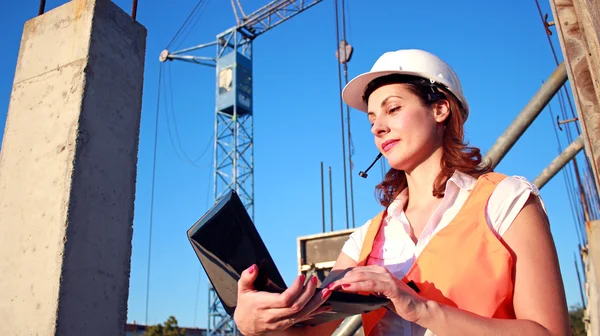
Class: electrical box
296,229,355,285
216,51,253,116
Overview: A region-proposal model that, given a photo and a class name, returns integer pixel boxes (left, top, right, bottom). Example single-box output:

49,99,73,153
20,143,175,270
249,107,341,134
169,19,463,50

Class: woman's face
367,83,449,172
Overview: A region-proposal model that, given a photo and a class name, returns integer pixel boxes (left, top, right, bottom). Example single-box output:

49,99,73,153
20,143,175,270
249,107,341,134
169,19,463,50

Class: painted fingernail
311,276,318,285
326,283,335,289
323,306,332,312
321,288,331,299
342,284,350,289
299,274,306,283
248,264,257,274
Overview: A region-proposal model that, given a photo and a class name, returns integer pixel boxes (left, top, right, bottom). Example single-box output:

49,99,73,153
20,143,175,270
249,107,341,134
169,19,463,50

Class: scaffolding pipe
533,135,584,189
321,162,325,233
485,62,568,168
331,314,362,336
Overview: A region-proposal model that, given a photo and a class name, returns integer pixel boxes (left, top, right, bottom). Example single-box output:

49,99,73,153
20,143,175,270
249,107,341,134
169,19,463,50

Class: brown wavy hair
363,74,492,207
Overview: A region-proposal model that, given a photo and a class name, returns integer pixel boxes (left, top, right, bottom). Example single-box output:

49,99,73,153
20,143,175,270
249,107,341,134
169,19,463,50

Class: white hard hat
342,49,469,120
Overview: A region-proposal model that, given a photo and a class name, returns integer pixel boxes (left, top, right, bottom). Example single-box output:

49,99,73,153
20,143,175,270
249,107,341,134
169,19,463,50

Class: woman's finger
334,279,388,293
238,264,259,293
327,269,387,291
264,273,307,309
264,275,319,321
272,288,334,329
294,287,333,317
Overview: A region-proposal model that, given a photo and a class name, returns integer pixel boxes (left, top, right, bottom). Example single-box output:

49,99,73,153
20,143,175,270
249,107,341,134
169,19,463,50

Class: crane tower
159,1,323,334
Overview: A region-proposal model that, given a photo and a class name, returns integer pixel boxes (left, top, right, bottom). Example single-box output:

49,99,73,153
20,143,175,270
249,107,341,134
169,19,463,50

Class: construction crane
159,1,323,334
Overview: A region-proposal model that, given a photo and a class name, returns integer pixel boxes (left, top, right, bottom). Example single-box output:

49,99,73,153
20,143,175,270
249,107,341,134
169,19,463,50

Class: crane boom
237,0,323,39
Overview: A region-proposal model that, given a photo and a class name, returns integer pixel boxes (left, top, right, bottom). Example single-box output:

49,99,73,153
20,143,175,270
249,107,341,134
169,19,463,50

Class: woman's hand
327,265,426,323
234,264,333,336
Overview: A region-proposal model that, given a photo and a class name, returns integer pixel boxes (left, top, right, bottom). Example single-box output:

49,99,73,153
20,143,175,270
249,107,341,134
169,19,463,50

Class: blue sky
1,0,593,329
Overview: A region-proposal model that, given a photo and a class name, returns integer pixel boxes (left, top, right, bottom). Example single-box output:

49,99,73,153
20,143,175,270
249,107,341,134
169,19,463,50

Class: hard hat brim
342,70,470,119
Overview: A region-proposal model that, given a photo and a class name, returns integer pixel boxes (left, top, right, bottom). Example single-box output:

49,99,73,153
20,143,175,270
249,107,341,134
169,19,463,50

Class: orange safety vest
358,172,516,335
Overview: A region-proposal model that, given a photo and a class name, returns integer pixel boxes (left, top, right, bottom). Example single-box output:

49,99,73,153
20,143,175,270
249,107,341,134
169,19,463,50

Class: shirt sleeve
487,175,543,237
340,219,371,262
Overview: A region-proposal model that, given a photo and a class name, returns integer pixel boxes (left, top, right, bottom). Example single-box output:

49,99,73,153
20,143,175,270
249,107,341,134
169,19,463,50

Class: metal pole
340,0,355,229
533,135,584,189
321,162,325,233
332,315,362,336
347,103,355,229
329,166,334,232
132,0,138,20
333,0,350,230
485,62,567,168
38,0,46,15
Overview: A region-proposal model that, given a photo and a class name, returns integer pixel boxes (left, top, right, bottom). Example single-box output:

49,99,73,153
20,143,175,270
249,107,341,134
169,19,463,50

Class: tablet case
187,189,390,326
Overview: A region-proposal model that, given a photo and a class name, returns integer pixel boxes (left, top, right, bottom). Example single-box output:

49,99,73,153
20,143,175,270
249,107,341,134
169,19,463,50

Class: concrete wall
0,0,146,335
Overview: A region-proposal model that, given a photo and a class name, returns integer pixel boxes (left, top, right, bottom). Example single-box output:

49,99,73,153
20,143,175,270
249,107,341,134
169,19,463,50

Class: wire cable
533,0,581,133
162,63,214,168
164,63,213,169
145,63,164,325
533,0,597,225
532,0,600,220
547,99,584,245
167,0,206,49
174,0,211,52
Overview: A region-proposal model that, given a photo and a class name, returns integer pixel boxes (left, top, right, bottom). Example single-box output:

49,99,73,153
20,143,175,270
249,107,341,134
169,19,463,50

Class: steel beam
533,135,584,189
484,63,567,168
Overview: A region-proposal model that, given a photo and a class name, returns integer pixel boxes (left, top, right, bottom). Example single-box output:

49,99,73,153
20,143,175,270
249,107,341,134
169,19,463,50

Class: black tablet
187,189,390,326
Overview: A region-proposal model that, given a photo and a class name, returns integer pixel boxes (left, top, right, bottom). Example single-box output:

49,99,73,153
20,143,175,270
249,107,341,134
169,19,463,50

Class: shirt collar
448,170,477,191
386,170,476,219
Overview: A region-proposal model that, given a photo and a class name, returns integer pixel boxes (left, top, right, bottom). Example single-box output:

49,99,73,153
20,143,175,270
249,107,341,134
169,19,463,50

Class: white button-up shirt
341,171,540,336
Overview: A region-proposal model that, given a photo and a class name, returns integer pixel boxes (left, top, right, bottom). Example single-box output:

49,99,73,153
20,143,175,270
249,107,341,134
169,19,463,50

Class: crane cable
546,93,584,246
167,0,207,50
145,0,212,325
145,63,163,325
164,63,214,169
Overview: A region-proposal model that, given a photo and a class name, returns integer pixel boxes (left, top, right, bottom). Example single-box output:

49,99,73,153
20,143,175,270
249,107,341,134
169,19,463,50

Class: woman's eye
389,106,401,113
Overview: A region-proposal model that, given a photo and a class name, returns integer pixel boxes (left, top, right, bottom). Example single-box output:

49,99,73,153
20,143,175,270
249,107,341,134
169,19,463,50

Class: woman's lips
382,139,399,152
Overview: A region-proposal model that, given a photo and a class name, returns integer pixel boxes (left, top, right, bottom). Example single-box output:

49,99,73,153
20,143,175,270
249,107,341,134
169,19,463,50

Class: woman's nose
372,119,389,136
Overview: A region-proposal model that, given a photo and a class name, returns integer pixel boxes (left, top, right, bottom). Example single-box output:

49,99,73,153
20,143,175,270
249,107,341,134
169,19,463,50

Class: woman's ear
433,99,451,123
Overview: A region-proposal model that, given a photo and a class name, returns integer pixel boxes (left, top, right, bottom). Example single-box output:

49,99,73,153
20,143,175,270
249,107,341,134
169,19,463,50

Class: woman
233,49,571,335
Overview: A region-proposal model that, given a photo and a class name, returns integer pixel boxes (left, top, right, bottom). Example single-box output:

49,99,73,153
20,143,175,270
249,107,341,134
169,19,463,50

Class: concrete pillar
0,0,146,335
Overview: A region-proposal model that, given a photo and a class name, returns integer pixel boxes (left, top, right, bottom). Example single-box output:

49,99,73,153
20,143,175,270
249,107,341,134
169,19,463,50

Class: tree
569,305,586,336
145,316,186,336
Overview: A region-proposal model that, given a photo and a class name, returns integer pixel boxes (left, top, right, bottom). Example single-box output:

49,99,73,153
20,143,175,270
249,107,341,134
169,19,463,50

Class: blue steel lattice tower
209,32,254,336
160,1,323,334
214,40,254,219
